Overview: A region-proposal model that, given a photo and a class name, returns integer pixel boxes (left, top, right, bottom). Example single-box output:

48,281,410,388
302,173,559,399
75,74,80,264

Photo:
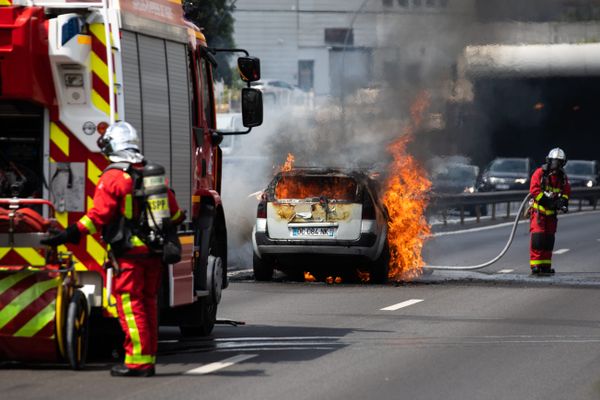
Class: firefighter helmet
98,121,144,163
546,147,567,169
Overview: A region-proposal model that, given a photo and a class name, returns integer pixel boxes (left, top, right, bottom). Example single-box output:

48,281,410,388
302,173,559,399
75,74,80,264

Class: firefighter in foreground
42,122,184,377
529,148,571,275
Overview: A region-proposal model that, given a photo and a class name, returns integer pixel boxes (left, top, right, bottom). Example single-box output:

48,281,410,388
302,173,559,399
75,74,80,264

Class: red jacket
530,167,571,216
76,166,184,255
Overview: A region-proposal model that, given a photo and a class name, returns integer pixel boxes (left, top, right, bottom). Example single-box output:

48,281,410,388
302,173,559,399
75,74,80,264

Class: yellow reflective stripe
87,159,102,186
0,271,33,294
14,248,46,266
55,211,68,229
86,235,106,267
124,194,132,219
79,215,97,235
531,260,552,265
0,0,12,6
532,203,555,215
0,247,9,260
543,186,561,193
90,51,110,87
121,293,143,360
0,278,59,330
562,194,569,199
130,236,146,247
535,193,544,201
125,354,156,365
171,210,182,222
50,123,69,157
14,300,56,337
91,89,111,117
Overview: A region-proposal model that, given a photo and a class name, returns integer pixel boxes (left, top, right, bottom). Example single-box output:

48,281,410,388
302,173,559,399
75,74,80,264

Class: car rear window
275,176,358,201
490,159,527,173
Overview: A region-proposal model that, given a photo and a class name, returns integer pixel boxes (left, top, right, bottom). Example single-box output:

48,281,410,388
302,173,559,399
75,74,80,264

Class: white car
216,113,244,156
252,168,389,283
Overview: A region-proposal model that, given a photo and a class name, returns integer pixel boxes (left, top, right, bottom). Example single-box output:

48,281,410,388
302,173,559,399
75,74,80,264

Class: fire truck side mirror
238,57,261,82
241,88,263,128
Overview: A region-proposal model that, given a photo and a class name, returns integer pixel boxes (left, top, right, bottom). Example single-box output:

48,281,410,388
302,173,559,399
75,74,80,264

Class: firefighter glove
41,224,81,246
557,197,568,213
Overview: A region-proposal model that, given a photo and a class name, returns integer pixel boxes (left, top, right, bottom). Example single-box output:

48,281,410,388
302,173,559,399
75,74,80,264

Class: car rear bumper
253,229,385,260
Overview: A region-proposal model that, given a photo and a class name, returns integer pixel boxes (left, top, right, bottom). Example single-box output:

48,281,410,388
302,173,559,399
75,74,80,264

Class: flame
325,276,343,284
304,271,317,282
356,269,371,283
282,153,295,172
383,92,432,281
275,176,357,201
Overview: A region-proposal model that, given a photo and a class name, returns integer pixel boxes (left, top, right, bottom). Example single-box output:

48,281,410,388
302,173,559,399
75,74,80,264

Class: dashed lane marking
185,354,258,375
553,248,570,255
380,299,424,311
497,269,514,274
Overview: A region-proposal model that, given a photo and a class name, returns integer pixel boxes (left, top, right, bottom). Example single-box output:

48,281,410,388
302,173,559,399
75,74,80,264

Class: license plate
496,184,510,190
291,227,336,237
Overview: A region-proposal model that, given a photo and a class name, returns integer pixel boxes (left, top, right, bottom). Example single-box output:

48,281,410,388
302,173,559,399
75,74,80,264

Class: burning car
252,168,389,283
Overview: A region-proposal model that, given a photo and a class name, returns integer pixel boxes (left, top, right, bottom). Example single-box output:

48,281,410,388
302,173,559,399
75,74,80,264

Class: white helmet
546,147,567,169
98,121,144,163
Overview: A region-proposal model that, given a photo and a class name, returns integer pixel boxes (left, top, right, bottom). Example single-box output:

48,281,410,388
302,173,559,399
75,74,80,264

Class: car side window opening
198,57,215,130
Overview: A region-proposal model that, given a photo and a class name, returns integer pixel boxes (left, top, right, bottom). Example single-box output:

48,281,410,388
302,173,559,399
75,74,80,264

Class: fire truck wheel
253,254,274,281
179,299,217,337
370,243,390,284
66,290,89,370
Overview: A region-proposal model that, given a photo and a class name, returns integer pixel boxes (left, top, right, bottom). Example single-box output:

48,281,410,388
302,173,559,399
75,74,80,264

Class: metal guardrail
430,187,600,224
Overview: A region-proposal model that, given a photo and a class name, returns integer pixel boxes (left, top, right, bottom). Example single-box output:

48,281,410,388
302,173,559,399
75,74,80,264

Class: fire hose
423,193,532,271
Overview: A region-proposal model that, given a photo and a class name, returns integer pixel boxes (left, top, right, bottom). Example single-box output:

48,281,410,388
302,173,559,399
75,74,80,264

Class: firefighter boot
540,265,555,275
530,266,540,275
111,364,156,377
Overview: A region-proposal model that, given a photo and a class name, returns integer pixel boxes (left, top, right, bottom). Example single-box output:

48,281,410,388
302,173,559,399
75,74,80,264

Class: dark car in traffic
478,157,534,192
564,160,599,188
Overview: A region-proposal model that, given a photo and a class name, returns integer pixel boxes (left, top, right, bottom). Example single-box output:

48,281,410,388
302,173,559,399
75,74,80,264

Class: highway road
3,211,600,400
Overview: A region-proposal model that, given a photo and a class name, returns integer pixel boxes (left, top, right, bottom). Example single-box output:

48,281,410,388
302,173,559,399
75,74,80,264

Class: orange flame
275,176,357,201
356,269,371,283
304,271,317,282
383,92,432,281
282,153,295,172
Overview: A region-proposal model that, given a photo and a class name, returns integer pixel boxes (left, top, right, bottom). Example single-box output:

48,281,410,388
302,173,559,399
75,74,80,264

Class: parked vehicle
252,168,389,283
217,113,244,156
478,157,534,192
250,79,305,105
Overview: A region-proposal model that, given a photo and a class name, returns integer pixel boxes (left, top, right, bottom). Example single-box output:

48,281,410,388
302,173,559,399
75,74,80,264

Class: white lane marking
497,269,514,274
553,248,570,255
380,299,424,311
185,354,257,375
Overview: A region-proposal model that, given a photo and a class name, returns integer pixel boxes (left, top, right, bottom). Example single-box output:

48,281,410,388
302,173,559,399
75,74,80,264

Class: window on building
325,28,353,46
383,0,393,7
298,60,314,91
398,0,409,6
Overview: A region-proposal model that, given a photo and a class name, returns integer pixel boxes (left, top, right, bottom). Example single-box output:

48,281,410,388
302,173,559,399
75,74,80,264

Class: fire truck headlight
65,73,84,87
587,180,594,188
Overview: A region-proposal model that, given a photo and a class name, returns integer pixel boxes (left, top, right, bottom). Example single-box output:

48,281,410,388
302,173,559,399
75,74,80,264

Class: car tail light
257,194,267,218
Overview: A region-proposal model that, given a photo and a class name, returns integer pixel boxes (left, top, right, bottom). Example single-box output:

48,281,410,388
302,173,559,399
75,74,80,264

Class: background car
216,113,244,156
252,168,389,283
564,159,599,205
429,161,480,216
477,157,534,192
250,79,306,105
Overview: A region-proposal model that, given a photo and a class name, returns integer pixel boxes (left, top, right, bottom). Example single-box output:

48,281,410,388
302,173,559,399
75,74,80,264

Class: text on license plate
291,227,336,237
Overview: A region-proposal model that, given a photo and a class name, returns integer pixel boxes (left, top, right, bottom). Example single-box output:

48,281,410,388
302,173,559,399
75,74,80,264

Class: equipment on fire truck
0,199,89,369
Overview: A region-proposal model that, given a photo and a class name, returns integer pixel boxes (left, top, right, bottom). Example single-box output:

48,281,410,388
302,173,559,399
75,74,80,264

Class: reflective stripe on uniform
171,209,182,222
531,260,552,265
562,194,569,199
532,203,555,216
130,236,146,247
125,354,156,365
535,192,544,201
544,186,561,193
79,215,97,235
121,293,143,360
124,194,133,219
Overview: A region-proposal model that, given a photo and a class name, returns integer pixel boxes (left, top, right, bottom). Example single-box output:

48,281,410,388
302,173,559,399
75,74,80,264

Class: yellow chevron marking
0,278,59,330
0,0,12,6
14,248,46,266
89,24,107,47
14,300,57,337
168,0,182,4
87,196,94,211
91,89,111,116
86,235,106,268
55,212,68,229
50,123,69,157
87,159,102,186
90,51,109,87
0,271,33,294
0,247,10,260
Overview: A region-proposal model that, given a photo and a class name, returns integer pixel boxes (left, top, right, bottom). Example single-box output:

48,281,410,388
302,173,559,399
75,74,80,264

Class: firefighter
42,121,184,377
529,148,571,275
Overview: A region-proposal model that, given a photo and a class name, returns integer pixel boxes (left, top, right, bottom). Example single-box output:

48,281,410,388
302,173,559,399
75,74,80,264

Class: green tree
183,0,237,84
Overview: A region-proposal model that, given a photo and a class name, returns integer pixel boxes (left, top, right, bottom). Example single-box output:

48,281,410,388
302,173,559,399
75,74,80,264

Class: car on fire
252,168,390,283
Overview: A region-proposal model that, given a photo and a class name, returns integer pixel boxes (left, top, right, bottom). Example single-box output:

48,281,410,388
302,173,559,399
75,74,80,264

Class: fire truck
0,0,262,366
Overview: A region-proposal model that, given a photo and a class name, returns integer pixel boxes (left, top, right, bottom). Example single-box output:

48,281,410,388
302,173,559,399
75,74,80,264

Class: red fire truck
0,0,262,366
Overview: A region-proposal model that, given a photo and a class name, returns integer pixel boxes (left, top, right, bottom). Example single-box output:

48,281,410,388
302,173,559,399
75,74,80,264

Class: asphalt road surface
2,211,600,400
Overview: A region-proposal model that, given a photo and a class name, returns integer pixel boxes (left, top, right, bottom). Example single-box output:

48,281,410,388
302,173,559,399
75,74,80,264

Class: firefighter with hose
42,121,185,377
529,148,570,275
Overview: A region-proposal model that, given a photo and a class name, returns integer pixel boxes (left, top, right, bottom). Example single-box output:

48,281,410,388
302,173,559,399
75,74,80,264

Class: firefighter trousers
529,211,557,270
114,256,162,370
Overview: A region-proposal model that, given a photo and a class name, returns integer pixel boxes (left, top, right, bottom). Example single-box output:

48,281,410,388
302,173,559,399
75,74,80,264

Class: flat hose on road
424,193,532,271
